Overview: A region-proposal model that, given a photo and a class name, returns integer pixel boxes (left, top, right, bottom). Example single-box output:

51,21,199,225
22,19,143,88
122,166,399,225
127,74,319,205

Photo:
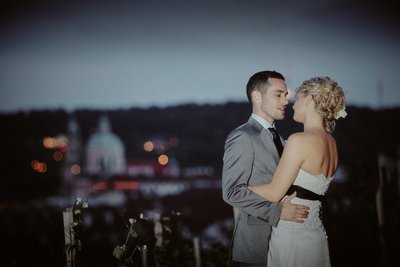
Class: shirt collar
251,113,274,130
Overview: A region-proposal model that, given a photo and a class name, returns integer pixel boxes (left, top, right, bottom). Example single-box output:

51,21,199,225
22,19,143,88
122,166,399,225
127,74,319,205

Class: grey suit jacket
222,117,284,265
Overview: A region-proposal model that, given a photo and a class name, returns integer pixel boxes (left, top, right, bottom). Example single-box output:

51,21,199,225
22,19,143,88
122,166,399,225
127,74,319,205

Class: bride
248,76,346,267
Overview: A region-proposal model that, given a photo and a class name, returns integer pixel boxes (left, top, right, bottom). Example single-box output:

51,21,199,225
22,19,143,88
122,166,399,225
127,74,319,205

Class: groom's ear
252,91,262,104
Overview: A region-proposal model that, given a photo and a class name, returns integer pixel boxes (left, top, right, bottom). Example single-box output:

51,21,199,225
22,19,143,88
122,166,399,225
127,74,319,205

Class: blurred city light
42,135,69,152
158,154,169,165
71,164,81,175
42,137,57,149
114,181,139,190
169,137,180,147
31,160,47,173
53,151,63,161
143,141,154,152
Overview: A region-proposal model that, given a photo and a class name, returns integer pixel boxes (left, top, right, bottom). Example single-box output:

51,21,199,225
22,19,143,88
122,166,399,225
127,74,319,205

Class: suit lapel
248,118,280,163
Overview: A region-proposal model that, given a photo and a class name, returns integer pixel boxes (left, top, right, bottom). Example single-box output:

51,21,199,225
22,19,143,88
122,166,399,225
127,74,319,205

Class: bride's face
292,92,307,123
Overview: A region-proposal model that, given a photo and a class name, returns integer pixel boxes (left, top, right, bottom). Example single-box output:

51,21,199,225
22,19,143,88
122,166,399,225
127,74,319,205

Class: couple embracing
222,70,346,267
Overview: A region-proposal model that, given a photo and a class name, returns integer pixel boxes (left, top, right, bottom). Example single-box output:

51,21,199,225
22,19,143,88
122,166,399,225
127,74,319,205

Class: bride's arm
248,134,305,202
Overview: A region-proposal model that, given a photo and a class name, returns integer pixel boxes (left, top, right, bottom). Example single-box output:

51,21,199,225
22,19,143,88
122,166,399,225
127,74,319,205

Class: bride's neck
303,114,324,132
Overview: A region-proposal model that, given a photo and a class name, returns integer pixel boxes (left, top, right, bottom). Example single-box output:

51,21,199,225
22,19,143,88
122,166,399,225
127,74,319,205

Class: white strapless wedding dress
267,169,333,267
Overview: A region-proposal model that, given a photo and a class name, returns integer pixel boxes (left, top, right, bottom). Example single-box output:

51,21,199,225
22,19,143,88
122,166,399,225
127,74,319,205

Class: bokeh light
31,160,47,173
158,154,169,165
71,164,81,175
53,151,63,161
143,141,154,152
42,137,57,149
169,137,180,147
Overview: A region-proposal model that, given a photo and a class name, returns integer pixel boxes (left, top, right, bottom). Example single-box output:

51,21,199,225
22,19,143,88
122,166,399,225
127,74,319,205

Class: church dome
85,116,126,176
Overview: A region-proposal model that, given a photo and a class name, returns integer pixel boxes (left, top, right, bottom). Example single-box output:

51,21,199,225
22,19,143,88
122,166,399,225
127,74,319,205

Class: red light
114,181,140,190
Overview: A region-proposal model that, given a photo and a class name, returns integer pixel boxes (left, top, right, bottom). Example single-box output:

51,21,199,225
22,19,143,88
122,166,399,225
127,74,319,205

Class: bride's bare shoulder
287,131,311,141
286,132,315,148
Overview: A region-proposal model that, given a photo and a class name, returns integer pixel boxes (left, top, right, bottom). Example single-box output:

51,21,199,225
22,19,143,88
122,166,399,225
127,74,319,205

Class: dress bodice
277,169,334,231
268,169,333,267
293,169,333,195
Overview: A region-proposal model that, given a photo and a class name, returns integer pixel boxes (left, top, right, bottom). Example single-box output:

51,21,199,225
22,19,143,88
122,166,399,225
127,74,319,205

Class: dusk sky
1,0,399,112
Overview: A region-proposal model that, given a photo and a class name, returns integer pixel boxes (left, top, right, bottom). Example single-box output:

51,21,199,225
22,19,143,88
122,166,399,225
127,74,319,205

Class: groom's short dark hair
246,70,285,105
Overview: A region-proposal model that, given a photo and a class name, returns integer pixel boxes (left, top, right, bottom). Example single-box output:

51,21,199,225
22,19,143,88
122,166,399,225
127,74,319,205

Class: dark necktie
268,127,283,157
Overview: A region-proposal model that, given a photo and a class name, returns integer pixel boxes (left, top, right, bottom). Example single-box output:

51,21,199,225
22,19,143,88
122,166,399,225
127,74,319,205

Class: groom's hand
280,192,310,223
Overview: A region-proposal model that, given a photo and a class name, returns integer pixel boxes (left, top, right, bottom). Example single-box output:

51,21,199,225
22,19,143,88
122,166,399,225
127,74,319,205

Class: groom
222,70,309,266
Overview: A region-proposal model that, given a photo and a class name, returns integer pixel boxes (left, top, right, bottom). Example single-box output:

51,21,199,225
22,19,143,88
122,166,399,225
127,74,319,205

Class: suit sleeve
222,130,282,226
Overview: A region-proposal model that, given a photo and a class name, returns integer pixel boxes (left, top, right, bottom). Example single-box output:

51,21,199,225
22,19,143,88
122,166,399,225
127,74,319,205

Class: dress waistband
286,185,324,201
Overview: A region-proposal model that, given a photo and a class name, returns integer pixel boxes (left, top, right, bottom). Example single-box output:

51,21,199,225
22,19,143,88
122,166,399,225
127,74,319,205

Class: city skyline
1,0,399,112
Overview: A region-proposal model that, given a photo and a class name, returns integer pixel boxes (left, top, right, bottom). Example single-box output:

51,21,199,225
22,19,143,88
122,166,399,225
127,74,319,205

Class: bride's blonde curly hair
296,76,346,133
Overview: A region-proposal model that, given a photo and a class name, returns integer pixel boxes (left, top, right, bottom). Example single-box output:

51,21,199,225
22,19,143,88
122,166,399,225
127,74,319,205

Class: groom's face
258,78,289,124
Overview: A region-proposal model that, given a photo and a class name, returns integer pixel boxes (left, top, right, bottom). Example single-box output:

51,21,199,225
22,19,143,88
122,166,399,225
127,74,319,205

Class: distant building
62,115,83,194
60,114,219,200
126,157,180,178
126,161,156,178
375,150,400,263
85,116,126,176
182,166,214,177
376,151,400,226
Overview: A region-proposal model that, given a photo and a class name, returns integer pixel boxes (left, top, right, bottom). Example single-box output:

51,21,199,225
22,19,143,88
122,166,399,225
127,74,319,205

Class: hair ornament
335,106,347,120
